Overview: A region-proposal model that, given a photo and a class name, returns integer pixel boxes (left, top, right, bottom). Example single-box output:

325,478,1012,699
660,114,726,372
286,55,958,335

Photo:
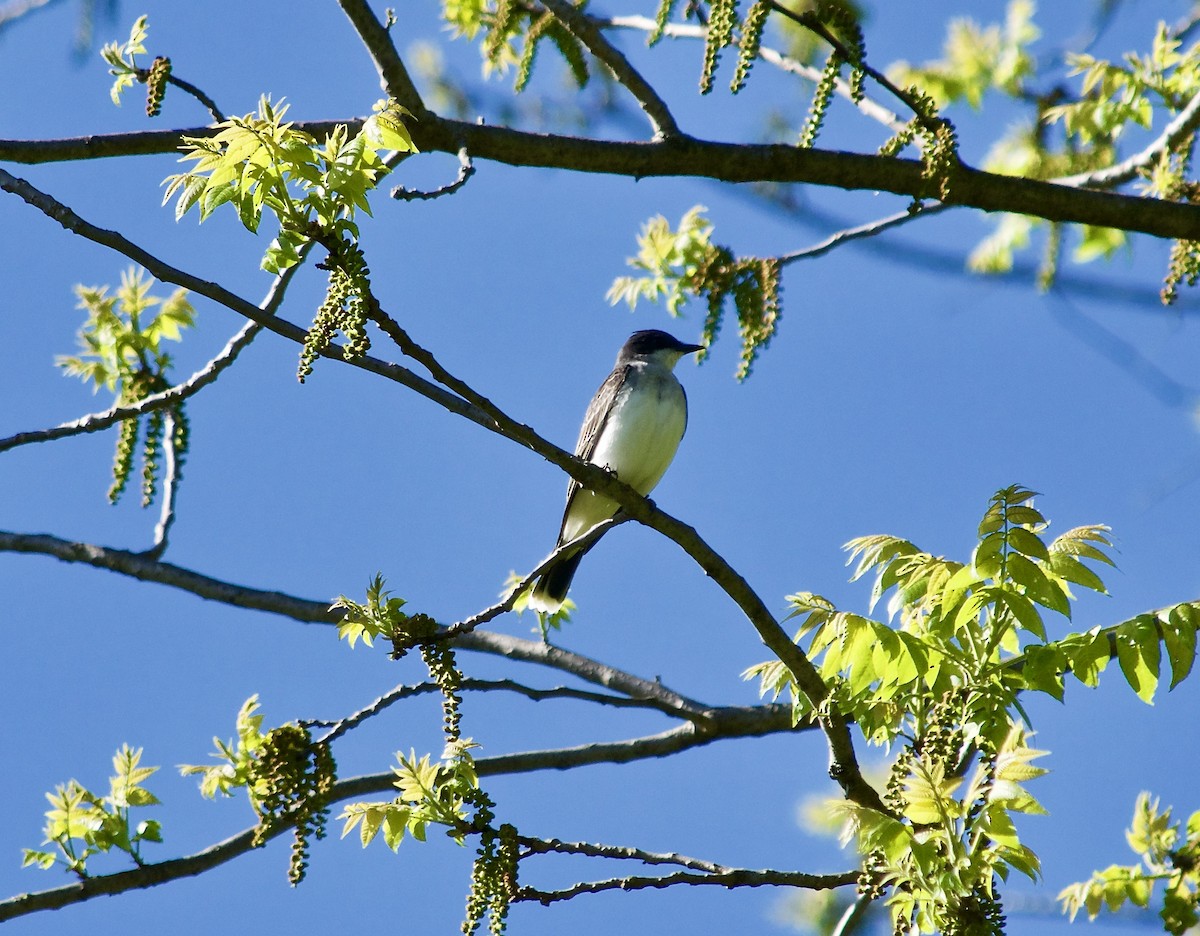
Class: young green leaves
607,206,780,379
180,696,336,885
58,268,194,505
1060,793,1200,935
744,485,1198,936
23,745,162,876
163,97,416,380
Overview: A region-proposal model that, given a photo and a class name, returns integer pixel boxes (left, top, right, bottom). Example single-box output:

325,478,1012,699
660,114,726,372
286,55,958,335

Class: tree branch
311,676,731,747
778,203,948,266
333,0,428,116
0,707,809,922
515,867,858,905
1,247,307,454
540,0,682,140
6,117,1200,239
0,527,708,712
0,167,499,434
390,146,474,200
361,304,885,812
436,513,630,642
1056,90,1200,190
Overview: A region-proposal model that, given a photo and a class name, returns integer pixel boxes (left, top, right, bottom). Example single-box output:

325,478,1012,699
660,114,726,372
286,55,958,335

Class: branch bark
6,117,1200,239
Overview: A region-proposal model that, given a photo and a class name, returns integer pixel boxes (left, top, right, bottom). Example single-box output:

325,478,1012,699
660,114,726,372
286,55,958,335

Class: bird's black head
618,329,705,363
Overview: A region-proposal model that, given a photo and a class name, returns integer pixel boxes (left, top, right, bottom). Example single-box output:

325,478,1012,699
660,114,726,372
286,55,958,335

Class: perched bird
528,329,705,612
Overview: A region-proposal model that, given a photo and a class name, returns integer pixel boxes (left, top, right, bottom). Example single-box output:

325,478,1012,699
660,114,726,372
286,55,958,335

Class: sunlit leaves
57,267,194,506
606,206,781,379
163,96,414,273
101,15,150,106
179,695,267,799
22,745,162,876
888,0,1038,109
332,573,407,648
340,746,481,850
1060,793,1200,935
742,483,1199,936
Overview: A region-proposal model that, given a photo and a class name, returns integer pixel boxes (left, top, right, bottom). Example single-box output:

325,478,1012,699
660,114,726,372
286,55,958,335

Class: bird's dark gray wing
555,363,631,545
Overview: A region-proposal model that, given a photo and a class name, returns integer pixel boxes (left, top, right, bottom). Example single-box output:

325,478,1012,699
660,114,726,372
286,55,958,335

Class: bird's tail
527,549,586,614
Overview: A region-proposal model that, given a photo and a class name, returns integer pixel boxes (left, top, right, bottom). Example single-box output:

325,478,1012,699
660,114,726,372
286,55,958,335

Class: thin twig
517,836,734,871
540,0,682,140
778,203,948,266
0,321,257,454
163,73,225,122
1055,90,1200,190
333,0,428,117
391,146,474,201
515,867,858,905
832,892,876,936
438,514,629,641
600,14,907,134
311,675,717,746
144,408,180,558
1,246,305,456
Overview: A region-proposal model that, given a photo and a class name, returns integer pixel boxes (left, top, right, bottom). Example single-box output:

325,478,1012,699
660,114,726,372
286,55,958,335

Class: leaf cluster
179,696,336,885
57,267,194,505
744,485,1198,935
336,574,514,933
23,745,162,876
163,96,414,377
845,724,1045,935
443,0,589,93
888,1,1037,110
164,97,413,272
606,206,781,379
1060,793,1200,935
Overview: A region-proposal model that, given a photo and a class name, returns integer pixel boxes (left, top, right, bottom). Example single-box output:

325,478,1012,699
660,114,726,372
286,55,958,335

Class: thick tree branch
540,0,682,139
6,118,1200,239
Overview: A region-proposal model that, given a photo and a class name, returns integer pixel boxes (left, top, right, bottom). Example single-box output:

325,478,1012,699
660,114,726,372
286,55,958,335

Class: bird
528,329,705,613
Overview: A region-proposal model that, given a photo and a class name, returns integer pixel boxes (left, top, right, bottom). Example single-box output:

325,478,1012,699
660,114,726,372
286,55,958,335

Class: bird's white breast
561,362,687,543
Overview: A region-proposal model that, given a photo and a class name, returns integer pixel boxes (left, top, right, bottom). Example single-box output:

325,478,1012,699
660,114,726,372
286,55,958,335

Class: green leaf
1006,553,1071,617
1007,526,1049,561
1000,590,1048,641
1162,604,1197,689
1020,643,1065,699
1115,617,1161,703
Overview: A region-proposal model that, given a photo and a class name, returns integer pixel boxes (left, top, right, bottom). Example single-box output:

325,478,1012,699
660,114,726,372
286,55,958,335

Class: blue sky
2,1,1199,934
